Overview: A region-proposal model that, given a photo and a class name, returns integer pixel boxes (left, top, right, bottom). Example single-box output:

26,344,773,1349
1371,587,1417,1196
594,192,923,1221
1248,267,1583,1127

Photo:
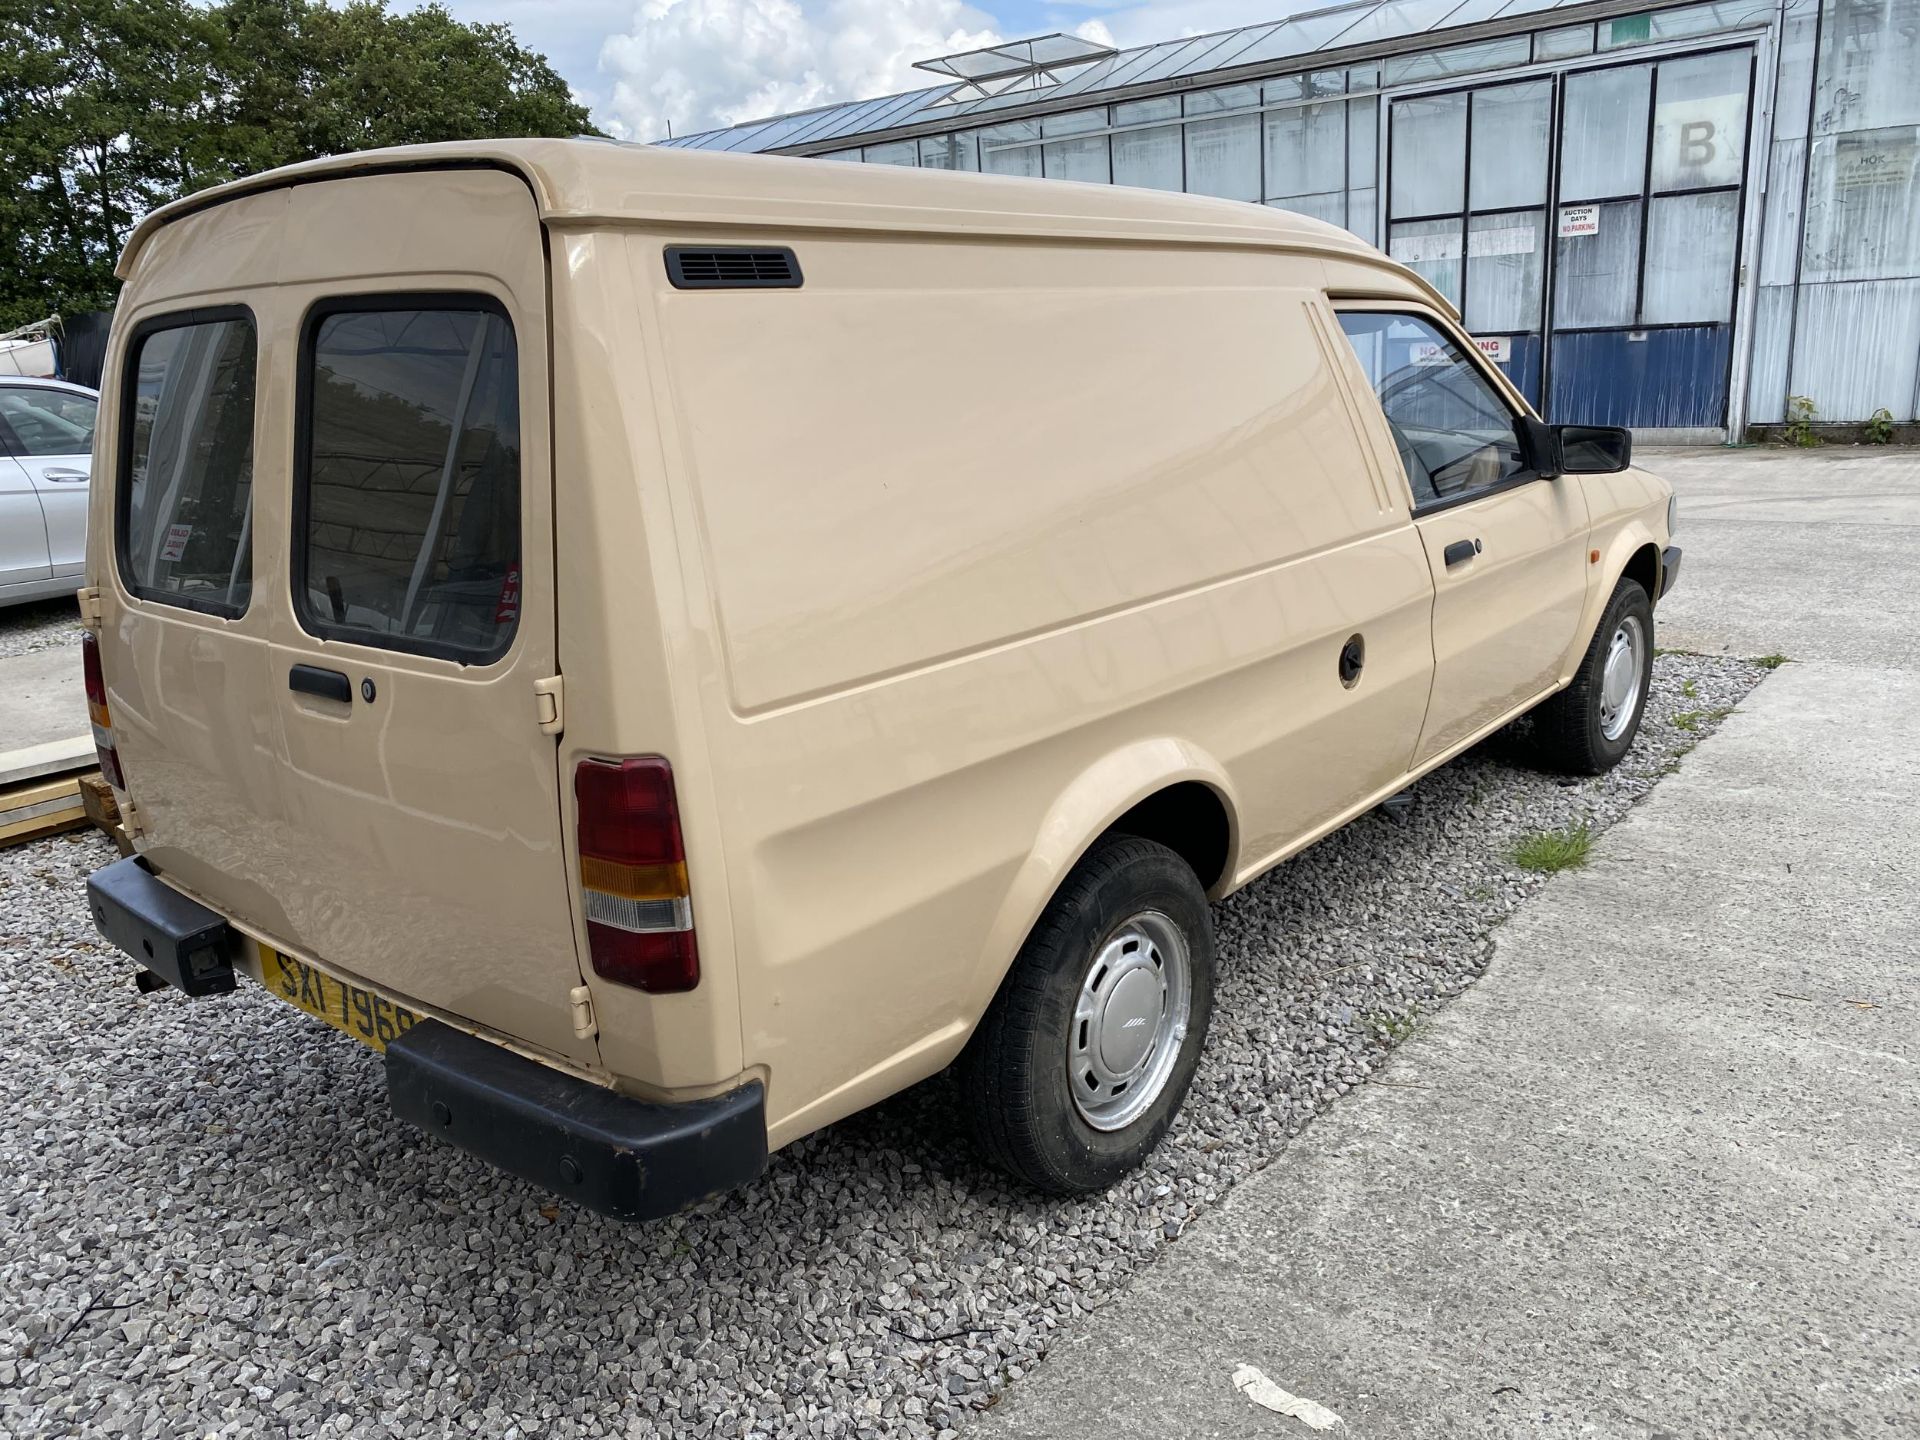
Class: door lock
1338,634,1366,689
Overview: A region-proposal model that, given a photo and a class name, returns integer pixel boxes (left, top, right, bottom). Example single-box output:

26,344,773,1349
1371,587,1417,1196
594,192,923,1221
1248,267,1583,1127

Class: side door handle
289,664,352,704
1443,538,1482,568
42,467,89,483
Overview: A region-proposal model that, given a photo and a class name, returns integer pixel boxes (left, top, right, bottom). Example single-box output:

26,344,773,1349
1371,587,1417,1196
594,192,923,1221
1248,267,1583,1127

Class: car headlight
1667,493,1678,537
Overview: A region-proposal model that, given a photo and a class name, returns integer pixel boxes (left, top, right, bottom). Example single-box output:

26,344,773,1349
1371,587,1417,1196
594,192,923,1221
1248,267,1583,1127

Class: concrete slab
0,646,87,754
1646,445,1920,667
982,447,1920,1440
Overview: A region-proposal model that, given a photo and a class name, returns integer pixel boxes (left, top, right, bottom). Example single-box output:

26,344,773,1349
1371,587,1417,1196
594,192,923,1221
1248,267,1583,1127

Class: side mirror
1519,416,1561,478
1556,424,1633,474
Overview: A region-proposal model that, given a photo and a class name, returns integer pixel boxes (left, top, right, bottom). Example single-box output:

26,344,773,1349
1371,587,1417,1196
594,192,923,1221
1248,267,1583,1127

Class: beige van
81,139,1678,1219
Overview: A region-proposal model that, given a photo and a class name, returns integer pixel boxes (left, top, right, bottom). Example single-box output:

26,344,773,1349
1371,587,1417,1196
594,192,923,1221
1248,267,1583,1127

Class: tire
959,835,1215,1195
1530,576,1654,775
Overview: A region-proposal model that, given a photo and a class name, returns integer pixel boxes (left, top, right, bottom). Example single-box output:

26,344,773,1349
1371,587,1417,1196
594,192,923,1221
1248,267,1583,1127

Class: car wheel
959,834,1214,1195
1531,576,1654,775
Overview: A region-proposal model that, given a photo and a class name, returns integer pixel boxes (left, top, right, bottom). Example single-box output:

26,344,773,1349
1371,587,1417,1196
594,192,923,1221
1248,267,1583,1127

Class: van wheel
959,835,1214,1195
1530,577,1654,775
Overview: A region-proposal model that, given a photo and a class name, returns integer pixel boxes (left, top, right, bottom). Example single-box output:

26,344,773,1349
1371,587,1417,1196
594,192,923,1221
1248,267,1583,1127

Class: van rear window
119,312,257,616
295,299,520,663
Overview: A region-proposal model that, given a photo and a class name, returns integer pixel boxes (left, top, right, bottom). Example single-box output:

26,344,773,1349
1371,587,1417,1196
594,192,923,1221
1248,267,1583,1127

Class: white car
0,376,97,607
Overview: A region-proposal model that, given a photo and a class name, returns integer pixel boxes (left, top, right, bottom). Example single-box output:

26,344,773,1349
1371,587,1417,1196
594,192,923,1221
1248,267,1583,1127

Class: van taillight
81,633,126,791
574,757,699,993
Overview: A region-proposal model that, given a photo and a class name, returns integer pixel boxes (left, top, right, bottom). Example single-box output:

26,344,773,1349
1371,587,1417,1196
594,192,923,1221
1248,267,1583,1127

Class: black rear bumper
86,856,767,1222
386,1022,766,1222
1661,545,1682,601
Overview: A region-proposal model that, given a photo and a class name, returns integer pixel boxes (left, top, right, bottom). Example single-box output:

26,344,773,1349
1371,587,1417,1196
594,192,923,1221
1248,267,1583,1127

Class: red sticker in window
495,562,521,624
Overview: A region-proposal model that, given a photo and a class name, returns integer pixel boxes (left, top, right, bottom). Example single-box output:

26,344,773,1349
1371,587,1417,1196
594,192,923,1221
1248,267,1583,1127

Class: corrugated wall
1753,0,1920,423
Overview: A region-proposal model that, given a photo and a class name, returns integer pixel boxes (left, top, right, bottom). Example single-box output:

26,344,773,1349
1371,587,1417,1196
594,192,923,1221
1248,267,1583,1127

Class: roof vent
915,32,1116,105
665,246,803,290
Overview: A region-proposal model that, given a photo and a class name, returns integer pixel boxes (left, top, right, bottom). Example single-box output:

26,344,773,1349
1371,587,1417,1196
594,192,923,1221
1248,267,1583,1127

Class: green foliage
1669,710,1706,732
1783,395,1822,448
1754,653,1791,670
0,0,594,329
1510,824,1593,874
1864,408,1896,444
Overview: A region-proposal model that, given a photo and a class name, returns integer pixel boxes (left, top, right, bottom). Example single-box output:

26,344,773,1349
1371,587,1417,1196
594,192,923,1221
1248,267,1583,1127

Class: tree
0,0,594,329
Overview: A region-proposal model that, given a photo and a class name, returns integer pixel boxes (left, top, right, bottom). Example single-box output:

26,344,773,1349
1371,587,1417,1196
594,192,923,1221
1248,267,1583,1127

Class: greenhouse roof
656,0,1724,155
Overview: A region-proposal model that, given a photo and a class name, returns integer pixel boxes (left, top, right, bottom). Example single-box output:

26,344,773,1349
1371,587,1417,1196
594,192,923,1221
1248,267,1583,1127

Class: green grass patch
1754,653,1791,670
1511,824,1594,874
1670,709,1707,732
1681,678,1698,698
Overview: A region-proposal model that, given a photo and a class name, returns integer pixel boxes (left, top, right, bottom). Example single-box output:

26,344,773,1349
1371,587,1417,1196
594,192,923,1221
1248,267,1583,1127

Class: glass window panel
121,317,257,616
918,132,978,170
1553,198,1643,326
1642,190,1739,322
1268,192,1346,226
1335,0,1477,54
1561,65,1651,199
1185,114,1262,200
1350,185,1379,243
1388,217,1465,307
1042,108,1107,136
0,386,95,457
863,140,918,167
1383,35,1530,85
1466,210,1547,331
300,306,520,660
1265,100,1346,201
1113,124,1184,191
1534,24,1594,59
1600,2,1760,52
1390,93,1467,216
1265,75,1305,103
1114,95,1180,124
1349,95,1378,189
1651,50,1750,191
1309,70,1345,96
980,121,1041,177
1470,81,1552,210
1348,65,1381,90
1044,133,1111,183
1186,84,1261,115
1335,311,1526,507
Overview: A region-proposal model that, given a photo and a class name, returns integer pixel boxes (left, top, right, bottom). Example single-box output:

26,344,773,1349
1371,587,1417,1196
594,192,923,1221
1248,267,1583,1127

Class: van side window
119,312,258,617
296,300,520,663
1335,312,1527,509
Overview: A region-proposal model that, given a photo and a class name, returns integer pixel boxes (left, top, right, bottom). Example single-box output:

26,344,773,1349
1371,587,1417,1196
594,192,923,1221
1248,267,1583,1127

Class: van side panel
634,233,1434,1143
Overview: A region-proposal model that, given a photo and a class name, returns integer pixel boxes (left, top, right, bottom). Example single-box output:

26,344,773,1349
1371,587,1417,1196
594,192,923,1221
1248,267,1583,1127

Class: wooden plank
77,773,134,855
0,774,89,848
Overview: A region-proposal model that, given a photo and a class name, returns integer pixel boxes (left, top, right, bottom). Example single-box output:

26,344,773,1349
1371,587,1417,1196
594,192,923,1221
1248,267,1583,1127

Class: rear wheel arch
964,743,1239,1020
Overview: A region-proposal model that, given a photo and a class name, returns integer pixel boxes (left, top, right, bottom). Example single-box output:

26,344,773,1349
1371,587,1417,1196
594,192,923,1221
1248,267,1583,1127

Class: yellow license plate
259,946,420,1053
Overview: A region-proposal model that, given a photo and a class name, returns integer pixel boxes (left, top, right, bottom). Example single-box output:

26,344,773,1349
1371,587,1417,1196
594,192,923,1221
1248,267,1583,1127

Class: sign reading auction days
1557,204,1600,238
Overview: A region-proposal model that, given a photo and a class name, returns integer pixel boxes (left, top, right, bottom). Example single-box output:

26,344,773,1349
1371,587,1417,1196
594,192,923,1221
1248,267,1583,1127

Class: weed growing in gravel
1681,678,1698,698
1671,710,1706,732
1368,1006,1420,1044
1511,824,1594,873
1754,653,1791,670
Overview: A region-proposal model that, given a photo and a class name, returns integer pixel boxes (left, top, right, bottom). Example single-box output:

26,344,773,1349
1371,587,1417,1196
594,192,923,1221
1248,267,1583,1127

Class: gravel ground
0,654,1763,1440
0,599,84,660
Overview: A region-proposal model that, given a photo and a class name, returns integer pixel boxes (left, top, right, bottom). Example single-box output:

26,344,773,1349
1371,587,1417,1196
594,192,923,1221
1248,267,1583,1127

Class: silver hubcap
1070,911,1191,1132
1599,613,1646,742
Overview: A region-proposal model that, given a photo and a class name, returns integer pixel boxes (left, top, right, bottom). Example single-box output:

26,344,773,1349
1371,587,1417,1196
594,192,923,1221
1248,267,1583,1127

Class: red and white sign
160,523,192,562
1557,204,1600,238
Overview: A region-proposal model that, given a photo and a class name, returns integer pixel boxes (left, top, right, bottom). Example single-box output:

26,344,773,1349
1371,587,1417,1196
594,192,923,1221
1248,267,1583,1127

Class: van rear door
102,169,594,1066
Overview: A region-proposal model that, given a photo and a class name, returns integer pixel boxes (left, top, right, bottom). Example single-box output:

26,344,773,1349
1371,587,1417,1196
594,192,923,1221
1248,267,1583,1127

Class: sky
425,0,1309,143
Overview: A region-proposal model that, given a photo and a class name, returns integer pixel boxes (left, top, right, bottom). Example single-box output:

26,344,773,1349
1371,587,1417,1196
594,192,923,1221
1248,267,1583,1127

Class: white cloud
601,0,1008,142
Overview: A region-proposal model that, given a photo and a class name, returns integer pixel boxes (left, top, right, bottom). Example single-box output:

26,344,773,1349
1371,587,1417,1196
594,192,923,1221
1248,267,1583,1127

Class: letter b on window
1680,120,1717,170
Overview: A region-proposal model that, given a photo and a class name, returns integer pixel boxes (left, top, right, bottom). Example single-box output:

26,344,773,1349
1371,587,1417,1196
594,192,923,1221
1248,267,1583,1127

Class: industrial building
663,0,1919,441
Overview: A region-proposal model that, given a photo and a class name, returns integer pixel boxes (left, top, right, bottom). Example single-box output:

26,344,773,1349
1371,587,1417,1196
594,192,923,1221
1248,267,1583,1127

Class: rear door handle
289,664,351,704
1443,538,1482,568
42,467,89,483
